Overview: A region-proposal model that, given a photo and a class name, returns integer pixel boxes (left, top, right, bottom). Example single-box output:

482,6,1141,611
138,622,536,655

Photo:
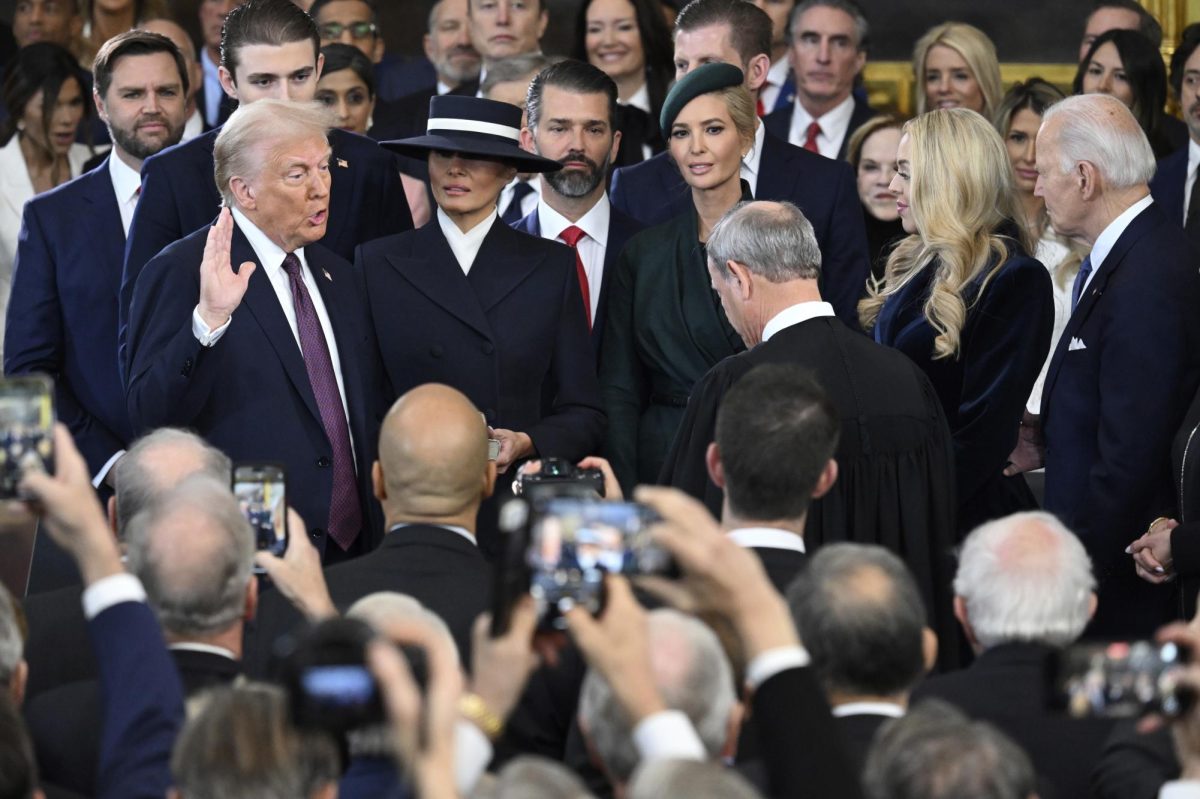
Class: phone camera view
234,466,287,558
301,665,376,710
0,377,55,499
1055,641,1188,718
527,499,668,629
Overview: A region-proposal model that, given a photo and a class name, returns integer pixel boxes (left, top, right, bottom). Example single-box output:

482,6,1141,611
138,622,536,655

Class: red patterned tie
558,225,592,329
803,121,822,154
281,253,362,551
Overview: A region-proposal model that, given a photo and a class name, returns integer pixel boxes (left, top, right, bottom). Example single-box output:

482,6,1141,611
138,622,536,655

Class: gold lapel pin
337,158,349,168
322,269,333,282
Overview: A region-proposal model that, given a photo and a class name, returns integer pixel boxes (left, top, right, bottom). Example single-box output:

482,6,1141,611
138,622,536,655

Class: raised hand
198,207,256,330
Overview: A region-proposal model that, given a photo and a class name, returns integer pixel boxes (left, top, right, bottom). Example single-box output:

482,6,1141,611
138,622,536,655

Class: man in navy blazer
513,60,643,360
120,0,412,376
608,0,869,324
1032,95,1200,636
126,100,386,562
1149,26,1199,246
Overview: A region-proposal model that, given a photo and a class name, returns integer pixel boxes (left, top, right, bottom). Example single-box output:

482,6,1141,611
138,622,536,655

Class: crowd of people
0,0,1199,796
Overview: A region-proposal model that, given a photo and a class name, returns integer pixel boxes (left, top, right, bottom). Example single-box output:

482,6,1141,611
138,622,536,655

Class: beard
110,114,184,161
543,149,610,199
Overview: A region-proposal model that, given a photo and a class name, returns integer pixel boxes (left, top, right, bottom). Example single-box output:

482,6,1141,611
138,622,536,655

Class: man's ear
93,90,109,126
726,260,754,302
536,8,550,40
107,495,118,537
8,659,27,707
746,53,772,92
953,595,980,650
423,33,436,63
1087,591,1098,621
811,458,837,499
921,627,938,673
230,175,255,210
315,52,326,81
483,460,498,499
1077,160,1098,201
705,441,725,489
244,573,259,622
372,460,386,502
519,126,536,153
609,128,621,163
217,64,238,101
371,36,385,64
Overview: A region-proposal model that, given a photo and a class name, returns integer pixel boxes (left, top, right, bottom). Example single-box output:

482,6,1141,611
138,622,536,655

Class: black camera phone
232,463,288,568
1047,639,1195,719
0,375,55,500
282,617,385,734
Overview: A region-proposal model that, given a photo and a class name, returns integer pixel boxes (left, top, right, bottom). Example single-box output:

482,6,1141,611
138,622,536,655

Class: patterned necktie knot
282,252,302,280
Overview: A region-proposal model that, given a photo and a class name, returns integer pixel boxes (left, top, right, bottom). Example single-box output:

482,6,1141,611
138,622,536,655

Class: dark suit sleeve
659,366,730,516
598,249,650,494
5,202,124,474
609,166,633,219
88,600,185,799
524,247,606,460
954,258,1053,503
1090,719,1176,799
1172,522,1200,577
753,666,864,799
817,161,872,327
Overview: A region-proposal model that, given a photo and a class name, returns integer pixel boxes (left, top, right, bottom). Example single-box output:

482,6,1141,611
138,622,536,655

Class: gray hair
480,53,556,100
214,99,332,208
786,543,927,697
1040,93,1155,189
954,511,1096,649
125,475,255,638
864,699,1036,799
577,610,735,784
0,587,22,688
172,682,340,799
629,759,764,799
707,201,822,283
480,755,597,799
787,0,870,51
113,428,231,536
347,592,460,664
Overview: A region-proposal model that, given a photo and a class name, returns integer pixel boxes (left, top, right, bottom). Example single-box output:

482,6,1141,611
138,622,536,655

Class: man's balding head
113,429,232,536
374,384,494,524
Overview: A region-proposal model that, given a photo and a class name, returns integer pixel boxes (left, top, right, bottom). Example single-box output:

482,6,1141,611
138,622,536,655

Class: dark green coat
598,207,744,493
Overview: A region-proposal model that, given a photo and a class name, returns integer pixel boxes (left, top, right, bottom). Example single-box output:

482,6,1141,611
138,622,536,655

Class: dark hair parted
574,0,674,115
319,42,375,96
221,0,320,78
786,543,928,697
674,0,771,67
1089,0,1162,48
1074,28,1167,152
1170,23,1200,98
309,0,378,22
1,42,88,147
526,58,619,131
93,30,190,100
714,363,839,520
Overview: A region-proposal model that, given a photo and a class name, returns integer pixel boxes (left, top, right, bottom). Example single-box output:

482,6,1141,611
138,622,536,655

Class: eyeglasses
319,22,377,41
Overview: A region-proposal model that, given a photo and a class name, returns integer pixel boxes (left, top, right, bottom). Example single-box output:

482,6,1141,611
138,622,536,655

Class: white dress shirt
201,48,223,128
726,526,806,553
535,195,610,322
182,108,205,142
1185,139,1200,223
192,209,355,451
389,522,476,546
759,56,791,113
1080,194,1154,297
498,176,540,222
745,645,813,690
169,642,237,660
787,94,856,160
1161,782,1200,799
761,300,836,342
832,701,905,718
625,84,654,162
108,151,142,236
741,119,767,197
437,207,497,274
82,573,147,619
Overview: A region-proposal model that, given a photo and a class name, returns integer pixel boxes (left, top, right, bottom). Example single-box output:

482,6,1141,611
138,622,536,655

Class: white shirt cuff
92,449,125,488
454,719,492,794
744,645,811,691
81,573,146,620
192,306,231,347
632,710,706,762
1161,782,1200,799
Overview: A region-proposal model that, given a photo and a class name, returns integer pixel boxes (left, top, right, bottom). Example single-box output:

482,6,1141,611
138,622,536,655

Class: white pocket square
1068,337,1087,351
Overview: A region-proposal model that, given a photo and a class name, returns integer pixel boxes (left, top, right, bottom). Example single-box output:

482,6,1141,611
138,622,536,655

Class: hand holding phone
0,375,55,500
232,463,288,569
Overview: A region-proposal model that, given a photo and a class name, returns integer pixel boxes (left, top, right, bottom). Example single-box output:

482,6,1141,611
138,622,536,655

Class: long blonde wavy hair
858,108,1032,361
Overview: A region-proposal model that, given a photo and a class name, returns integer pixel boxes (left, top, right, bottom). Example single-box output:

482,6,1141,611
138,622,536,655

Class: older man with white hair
913,511,1111,799
1010,93,1200,637
125,99,384,564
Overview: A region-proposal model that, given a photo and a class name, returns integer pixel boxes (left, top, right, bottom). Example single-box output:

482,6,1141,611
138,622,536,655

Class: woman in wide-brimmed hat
354,94,606,557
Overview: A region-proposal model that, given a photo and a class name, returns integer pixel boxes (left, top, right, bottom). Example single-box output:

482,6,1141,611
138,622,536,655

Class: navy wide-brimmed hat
381,95,562,173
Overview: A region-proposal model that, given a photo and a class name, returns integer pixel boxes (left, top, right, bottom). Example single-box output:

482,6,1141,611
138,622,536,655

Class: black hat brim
381,133,562,173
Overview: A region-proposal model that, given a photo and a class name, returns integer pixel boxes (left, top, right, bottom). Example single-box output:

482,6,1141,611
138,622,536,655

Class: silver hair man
213,99,332,209
1040,93,1155,190
113,427,232,535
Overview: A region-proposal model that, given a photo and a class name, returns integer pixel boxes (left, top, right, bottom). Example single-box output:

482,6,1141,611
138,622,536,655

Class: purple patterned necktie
281,253,362,550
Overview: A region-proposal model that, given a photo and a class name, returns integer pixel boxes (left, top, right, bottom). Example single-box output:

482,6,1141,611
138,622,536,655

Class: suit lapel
79,161,127,299
383,223,493,340
232,225,322,423
468,220,546,313
755,130,791,201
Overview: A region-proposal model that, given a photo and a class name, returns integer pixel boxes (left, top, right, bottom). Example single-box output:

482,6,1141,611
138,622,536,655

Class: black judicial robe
660,315,958,660
598,205,744,494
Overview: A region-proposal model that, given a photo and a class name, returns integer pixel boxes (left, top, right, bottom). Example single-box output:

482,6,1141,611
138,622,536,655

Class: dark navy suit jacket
761,94,875,161
608,127,870,325
1150,144,1190,228
1041,203,1200,635
120,126,412,378
5,158,131,475
356,219,605,462
125,222,387,555
511,201,644,360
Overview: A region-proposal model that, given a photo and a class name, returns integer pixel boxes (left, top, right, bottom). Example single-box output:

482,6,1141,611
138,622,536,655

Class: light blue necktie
1071,255,1093,311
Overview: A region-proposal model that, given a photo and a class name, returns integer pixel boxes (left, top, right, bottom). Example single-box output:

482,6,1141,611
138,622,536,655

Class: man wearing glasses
309,0,384,63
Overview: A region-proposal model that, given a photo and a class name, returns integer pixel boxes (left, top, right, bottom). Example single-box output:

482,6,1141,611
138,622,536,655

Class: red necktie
756,95,766,117
281,253,362,551
558,225,592,330
803,121,822,154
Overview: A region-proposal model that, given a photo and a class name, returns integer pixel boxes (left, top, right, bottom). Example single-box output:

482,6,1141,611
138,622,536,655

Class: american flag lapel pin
337,158,349,168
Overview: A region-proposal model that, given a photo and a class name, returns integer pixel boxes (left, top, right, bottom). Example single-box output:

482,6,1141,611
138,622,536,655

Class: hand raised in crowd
1003,411,1045,477
253,507,338,621
198,207,256,330
19,423,123,587
367,615,464,799
1129,517,1181,584
468,596,540,733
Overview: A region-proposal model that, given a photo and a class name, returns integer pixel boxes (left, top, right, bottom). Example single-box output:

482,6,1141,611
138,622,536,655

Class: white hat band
426,117,520,141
